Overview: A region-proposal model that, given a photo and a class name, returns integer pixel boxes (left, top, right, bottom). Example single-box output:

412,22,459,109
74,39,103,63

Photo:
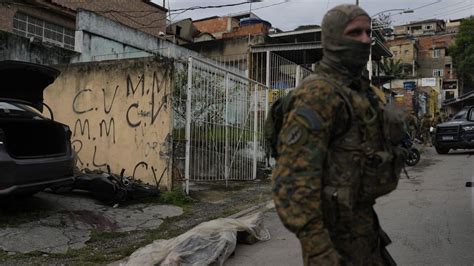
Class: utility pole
356,0,359,5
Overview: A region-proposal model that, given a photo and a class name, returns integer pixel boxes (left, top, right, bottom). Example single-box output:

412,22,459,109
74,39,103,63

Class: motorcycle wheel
405,148,420,166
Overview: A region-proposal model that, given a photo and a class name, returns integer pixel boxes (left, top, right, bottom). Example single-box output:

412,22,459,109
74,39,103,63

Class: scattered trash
51,168,160,205
121,212,270,266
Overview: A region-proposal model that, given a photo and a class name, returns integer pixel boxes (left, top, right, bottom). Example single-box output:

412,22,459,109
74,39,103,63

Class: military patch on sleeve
281,124,308,147
294,107,323,131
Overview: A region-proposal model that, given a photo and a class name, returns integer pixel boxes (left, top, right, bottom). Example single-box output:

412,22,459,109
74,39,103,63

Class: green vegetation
449,16,474,94
380,57,406,79
159,188,195,206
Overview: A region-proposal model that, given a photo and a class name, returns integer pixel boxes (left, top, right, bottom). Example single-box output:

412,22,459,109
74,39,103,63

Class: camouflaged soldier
420,113,432,146
406,111,419,140
271,4,405,266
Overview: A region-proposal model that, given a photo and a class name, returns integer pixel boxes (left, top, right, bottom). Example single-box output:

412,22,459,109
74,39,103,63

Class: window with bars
12,12,75,50
433,69,444,77
433,49,441,58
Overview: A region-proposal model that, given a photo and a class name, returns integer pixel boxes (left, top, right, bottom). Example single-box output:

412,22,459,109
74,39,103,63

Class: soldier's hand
305,248,342,266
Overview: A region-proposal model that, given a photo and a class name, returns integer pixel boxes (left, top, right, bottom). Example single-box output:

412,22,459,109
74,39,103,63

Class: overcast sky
154,0,474,31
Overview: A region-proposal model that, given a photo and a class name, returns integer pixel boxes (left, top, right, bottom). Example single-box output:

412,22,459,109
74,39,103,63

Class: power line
392,0,471,24
411,0,443,11
170,2,251,12
250,0,289,11
423,3,474,19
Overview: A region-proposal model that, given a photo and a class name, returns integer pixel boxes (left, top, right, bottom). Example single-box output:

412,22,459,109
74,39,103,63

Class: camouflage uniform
271,4,403,266
420,115,432,145
432,113,443,127
405,112,419,140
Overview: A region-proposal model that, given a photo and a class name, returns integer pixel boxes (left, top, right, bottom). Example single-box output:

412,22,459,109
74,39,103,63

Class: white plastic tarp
121,212,270,266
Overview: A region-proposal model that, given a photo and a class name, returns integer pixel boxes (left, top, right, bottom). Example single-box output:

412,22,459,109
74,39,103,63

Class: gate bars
184,57,268,194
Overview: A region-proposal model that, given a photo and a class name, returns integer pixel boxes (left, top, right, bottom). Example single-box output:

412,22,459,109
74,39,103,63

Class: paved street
226,147,474,266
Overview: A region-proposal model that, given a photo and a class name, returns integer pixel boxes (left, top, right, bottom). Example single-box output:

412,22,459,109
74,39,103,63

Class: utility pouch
361,151,399,199
322,186,354,232
322,186,339,228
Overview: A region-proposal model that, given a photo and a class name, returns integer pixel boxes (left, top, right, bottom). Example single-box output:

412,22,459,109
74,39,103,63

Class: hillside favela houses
384,18,467,116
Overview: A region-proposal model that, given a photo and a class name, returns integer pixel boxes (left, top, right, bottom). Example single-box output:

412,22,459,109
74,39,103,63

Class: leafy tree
449,16,474,94
372,14,393,37
379,57,405,79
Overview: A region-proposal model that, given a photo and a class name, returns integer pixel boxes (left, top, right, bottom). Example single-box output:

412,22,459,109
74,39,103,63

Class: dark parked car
433,106,474,154
0,60,74,197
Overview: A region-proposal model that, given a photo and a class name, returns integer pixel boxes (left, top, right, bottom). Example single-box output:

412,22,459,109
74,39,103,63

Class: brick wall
0,1,166,38
52,0,167,37
0,1,75,32
222,23,269,39
194,17,234,37
417,34,456,78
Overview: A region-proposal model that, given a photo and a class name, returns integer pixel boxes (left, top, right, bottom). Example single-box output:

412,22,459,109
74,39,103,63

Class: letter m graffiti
74,119,90,139
100,118,116,144
127,74,145,97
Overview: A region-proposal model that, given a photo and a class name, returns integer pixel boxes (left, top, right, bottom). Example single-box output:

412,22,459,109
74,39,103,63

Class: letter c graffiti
126,103,141,128
73,89,94,114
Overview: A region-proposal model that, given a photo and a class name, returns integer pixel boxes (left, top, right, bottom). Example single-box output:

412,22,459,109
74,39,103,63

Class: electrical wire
411,0,443,11
422,3,474,19
249,0,289,11
170,2,252,12
392,0,472,24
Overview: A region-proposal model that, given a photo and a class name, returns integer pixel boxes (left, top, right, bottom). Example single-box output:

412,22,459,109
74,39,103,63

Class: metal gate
182,57,268,193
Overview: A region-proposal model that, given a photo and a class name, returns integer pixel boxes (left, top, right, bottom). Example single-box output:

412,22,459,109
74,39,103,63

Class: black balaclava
321,4,371,80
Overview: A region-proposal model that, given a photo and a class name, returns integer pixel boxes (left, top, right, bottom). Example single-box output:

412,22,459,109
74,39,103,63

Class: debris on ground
52,168,160,205
121,212,270,266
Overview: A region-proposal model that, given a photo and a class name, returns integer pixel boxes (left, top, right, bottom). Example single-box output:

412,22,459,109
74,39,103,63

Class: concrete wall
73,10,161,60
45,57,173,189
386,39,417,65
167,19,196,44
0,30,78,64
184,35,265,59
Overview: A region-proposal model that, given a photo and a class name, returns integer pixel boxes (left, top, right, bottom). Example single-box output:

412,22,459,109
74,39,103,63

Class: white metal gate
183,57,268,193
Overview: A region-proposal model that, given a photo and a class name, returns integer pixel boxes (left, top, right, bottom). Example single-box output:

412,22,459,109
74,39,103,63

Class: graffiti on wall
70,67,171,185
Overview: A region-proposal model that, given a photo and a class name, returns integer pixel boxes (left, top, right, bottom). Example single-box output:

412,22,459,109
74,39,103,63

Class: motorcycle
402,134,421,166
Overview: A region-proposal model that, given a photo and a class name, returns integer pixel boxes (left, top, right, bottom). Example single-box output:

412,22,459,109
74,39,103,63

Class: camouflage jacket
272,64,402,265
421,117,432,129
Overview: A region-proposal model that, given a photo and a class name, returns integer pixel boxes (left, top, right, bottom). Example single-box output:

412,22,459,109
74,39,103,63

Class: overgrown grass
159,188,196,206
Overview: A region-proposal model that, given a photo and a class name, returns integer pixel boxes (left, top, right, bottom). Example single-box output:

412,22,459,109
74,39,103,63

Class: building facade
385,18,460,107
385,38,419,77
0,0,167,52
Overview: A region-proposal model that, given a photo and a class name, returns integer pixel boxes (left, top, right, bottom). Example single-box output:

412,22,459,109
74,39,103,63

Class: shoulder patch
281,124,308,147
294,107,323,131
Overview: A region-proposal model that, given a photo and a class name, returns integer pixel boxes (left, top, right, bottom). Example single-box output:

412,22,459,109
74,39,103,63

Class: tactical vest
317,77,406,240
266,72,405,205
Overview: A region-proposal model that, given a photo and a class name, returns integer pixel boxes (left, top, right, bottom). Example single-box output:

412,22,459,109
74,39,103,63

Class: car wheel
435,146,450,154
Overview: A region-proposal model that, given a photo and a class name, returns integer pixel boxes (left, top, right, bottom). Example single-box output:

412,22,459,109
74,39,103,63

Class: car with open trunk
0,60,74,197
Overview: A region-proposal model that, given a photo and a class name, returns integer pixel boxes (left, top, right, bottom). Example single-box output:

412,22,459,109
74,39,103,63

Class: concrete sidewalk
0,179,272,264
0,192,183,254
